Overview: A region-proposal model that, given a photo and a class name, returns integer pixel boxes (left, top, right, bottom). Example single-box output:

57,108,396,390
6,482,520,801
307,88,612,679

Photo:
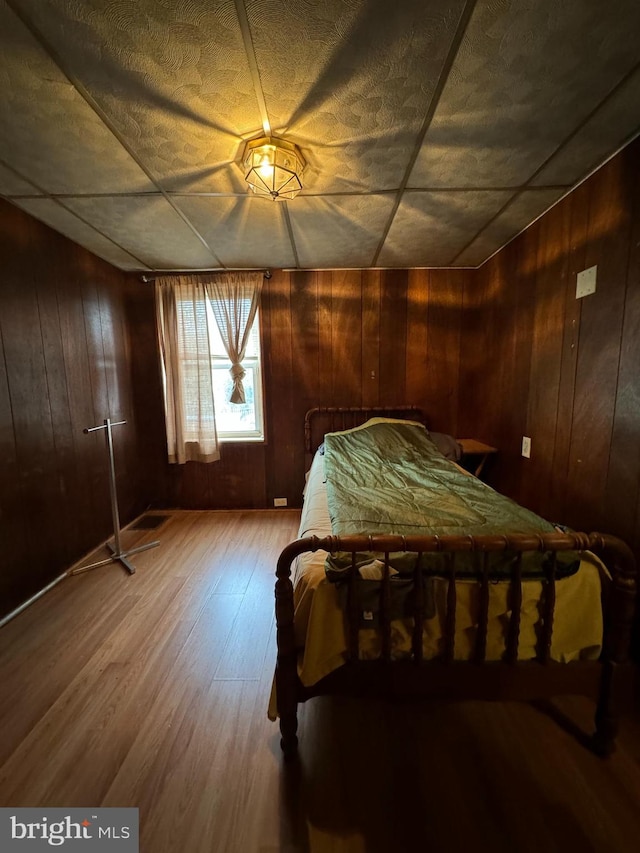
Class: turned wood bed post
590,533,638,756
275,537,320,758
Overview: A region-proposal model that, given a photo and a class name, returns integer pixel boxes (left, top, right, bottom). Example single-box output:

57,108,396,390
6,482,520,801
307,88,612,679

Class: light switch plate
576,265,597,299
522,436,531,458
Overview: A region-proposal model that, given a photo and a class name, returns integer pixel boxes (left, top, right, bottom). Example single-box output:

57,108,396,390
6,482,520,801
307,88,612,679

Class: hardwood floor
1,510,640,852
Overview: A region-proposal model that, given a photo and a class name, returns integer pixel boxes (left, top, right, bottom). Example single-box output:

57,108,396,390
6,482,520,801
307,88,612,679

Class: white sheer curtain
204,272,263,404
155,276,220,464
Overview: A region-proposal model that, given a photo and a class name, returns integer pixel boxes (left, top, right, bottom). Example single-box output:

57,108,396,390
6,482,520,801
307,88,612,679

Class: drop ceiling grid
288,194,397,269
409,0,640,190
176,196,296,269
62,196,219,270
8,0,259,193
378,189,514,268
0,0,155,196
13,197,150,270
0,3,230,267
0,0,639,271
453,188,569,267
0,160,42,196
246,0,468,195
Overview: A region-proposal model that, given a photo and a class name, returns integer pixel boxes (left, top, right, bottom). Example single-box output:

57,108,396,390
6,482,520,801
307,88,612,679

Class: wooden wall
161,268,466,510
458,136,640,556
0,199,152,617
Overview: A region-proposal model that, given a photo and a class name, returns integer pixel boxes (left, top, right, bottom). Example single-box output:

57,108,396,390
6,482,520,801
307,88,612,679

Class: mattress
290,446,606,690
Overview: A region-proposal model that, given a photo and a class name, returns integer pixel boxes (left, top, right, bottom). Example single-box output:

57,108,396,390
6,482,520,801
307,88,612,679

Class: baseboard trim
0,571,68,629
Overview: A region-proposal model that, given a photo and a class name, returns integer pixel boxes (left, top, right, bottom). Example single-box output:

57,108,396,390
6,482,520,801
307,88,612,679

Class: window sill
219,436,266,445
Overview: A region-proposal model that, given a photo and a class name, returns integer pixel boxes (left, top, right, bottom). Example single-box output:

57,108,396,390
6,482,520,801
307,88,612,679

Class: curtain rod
140,269,272,282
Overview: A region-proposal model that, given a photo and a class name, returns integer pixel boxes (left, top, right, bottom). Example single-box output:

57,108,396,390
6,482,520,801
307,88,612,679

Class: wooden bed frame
274,407,637,759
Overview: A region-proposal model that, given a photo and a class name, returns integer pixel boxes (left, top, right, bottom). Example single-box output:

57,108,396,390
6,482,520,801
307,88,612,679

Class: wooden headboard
304,405,427,456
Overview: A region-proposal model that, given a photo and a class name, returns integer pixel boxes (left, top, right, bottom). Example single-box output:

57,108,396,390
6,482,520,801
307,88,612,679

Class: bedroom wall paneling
264,269,295,507
361,270,381,407
458,137,640,556
603,149,640,552
0,199,152,618
330,270,363,407
547,182,589,525
564,161,633,533
519,205,567,517
123,281,170,507
162,268,465,510
289,270,320,487
423,270,464,433
379,270,408,405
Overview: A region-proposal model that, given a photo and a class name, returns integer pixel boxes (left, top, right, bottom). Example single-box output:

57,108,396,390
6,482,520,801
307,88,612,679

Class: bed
272,406,637,759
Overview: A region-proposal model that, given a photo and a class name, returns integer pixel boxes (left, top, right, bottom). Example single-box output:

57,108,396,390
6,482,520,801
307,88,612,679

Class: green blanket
323,420,578,580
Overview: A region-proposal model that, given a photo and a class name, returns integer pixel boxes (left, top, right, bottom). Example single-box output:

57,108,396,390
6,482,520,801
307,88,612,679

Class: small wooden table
457,438,498,478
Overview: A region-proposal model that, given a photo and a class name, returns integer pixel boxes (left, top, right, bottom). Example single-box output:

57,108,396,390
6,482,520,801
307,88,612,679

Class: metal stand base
70,538,160,577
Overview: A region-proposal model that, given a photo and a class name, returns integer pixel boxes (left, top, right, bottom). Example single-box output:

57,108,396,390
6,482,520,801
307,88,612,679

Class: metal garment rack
70,418,160,576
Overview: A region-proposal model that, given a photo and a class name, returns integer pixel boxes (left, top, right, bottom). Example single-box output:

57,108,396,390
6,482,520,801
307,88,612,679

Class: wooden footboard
274,532,637,759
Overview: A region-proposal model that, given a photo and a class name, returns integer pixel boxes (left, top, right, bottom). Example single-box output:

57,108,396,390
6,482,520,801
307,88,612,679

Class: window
156,273,264,465
207,301,264,441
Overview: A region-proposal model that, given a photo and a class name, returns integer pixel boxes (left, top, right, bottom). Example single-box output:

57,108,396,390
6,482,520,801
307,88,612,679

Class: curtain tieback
229,362,247,404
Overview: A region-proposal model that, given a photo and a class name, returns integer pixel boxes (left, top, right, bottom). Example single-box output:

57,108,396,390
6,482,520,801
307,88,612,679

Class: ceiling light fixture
242,136,305,201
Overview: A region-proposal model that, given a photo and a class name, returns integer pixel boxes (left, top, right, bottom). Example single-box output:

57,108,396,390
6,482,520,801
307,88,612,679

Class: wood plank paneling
425,270,463,434
0,214,59,596
33,236,80,571
123,283,168,507
521,209,566,516
261,270,294,508
331,270,362,407
565,157,632,532
361,269,381,407
289,270,319,486
379,270,407,405
604,150,640,548
0,199,153,617
458,136,640,572
549,184,588,523
316,270,333,406
405,269,430,416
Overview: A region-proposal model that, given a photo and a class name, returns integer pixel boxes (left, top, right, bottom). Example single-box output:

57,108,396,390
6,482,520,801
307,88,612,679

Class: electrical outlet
576,265,597,299
273,497,288,507
522,436,531,459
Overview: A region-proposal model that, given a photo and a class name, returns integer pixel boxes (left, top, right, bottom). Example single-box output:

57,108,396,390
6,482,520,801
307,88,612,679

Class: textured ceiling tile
61,196,218,269
0,1,154,194
175,196,295,269
13,0,259,193
454,188,566,266
531,68,640,187
289,195,395,268
410,0,640,189
12,198,148,269
3,0,640,271
378,190,513,267
0,161,42,196
247,0,467,193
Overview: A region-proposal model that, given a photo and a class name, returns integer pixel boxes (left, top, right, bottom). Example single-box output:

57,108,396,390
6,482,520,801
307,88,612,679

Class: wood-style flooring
1,510,640,852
